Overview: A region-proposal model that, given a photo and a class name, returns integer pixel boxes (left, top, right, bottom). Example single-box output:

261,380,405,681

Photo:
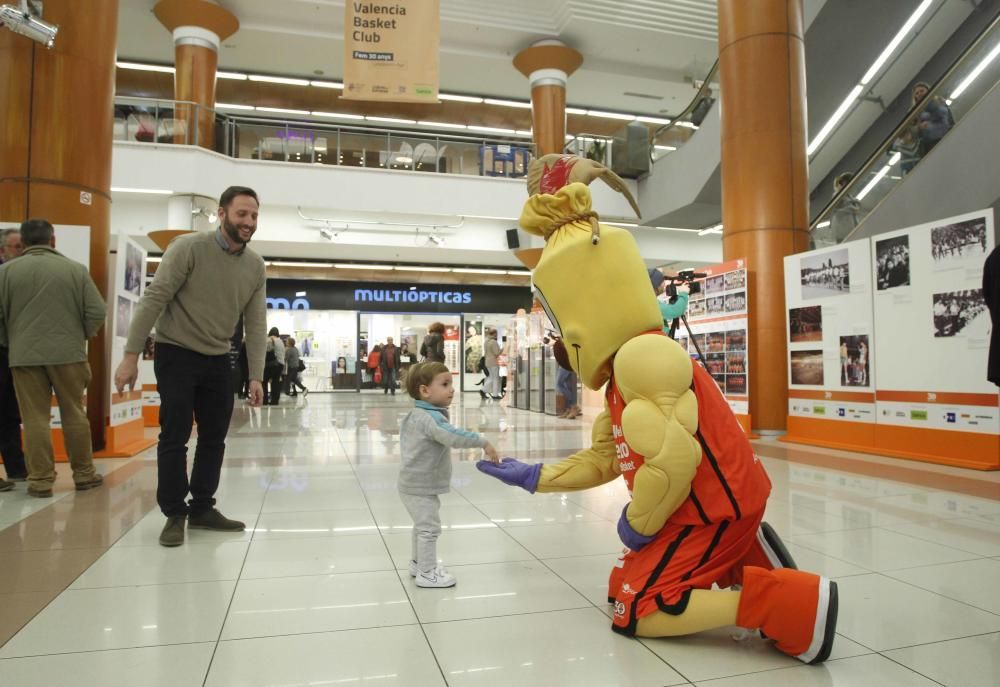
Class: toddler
399,362,498,587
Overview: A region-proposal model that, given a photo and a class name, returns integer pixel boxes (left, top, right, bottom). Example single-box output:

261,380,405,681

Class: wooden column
154,0,239,150
718,0,809,432
514,42,583,156
0,0,120,449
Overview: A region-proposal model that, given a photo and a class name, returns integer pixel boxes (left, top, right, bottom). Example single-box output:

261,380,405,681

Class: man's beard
223,215,252,245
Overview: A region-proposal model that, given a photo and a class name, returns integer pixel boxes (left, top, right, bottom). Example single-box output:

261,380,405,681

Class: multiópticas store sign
266,279,532,314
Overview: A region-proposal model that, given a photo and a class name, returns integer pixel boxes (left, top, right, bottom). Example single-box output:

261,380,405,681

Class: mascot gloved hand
476,458,540,493
475,154,838,665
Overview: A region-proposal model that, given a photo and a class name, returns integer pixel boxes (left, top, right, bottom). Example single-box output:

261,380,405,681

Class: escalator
631,0,997,234
811,10,1000,243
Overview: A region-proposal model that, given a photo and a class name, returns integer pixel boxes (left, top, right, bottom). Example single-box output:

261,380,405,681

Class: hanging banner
342,0,440,103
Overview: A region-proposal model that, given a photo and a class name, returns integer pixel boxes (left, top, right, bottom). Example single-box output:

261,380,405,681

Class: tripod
668,313,706,363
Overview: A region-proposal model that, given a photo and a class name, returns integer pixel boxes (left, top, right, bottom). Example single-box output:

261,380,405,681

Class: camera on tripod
664,269,706,299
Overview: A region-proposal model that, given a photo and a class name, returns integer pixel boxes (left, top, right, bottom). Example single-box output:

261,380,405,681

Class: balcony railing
113,96,536,180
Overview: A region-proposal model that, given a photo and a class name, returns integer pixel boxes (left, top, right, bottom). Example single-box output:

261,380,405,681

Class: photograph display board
680,259,750,426
870,209,998,468
109,235,147,429
783,239,877,445
782,208,999,469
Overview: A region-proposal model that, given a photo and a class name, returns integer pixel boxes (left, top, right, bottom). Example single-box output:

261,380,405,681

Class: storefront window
265,309,358,391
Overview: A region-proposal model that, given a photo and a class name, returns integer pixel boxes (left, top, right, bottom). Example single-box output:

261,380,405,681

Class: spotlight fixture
0,1,58,49
191,207,218,224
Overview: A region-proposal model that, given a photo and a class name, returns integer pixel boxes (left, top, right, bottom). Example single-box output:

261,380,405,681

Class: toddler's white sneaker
415,565,456,588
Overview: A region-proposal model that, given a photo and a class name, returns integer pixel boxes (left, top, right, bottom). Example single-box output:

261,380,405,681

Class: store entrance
358,312,461,393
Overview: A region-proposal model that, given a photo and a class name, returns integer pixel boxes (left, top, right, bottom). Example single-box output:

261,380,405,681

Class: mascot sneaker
416,566,456,588
736,566,838,664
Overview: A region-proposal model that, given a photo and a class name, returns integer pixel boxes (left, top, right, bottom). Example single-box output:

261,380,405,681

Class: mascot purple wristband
617,505,656,551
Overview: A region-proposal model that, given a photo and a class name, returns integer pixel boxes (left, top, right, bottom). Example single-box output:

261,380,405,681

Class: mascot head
519,155,661,390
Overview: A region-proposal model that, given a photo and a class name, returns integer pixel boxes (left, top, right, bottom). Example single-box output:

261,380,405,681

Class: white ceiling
117,0,722,115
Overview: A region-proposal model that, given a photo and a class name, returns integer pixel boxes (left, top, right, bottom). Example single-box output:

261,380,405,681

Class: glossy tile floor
1,392,999,686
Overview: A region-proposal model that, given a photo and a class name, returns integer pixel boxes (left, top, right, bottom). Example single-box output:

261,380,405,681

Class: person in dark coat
420,322,446,363
984,245,1000,386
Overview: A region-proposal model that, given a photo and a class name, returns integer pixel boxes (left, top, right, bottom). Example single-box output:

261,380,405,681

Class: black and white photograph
688,298,706,317
726,374,747,395
707,331,726,352
839,335,870,387
124,242,142,297
875,235,910,290
931,218,987,266
725,270,747,291
932,289,988,338
675,335,689,352
726,328,746,350
790,350,824,385
789,305,823,342
725,291,747,313
800,249,850,299
707,295,725,315
116,296,132,338
706,275,725,294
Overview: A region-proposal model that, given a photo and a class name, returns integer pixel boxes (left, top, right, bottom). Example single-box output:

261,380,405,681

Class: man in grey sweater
115,186,267,547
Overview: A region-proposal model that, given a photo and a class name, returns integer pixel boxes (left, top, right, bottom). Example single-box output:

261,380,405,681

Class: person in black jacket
420,322,446,363
984,244,1000,386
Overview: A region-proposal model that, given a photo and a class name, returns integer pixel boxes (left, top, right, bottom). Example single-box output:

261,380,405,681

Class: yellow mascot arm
615,335,701,537
535,409,621,492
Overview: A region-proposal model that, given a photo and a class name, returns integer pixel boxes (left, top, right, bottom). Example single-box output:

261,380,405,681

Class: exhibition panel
782,208,999,469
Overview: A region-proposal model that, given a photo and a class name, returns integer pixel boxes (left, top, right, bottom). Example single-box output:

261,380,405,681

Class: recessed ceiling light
418,121,467,129
116,61,174,73
367,116,417,124
310,80,344,89
484,98,532,109
216,103,255,110
468,125,516,134
216,71,247,80
587,110,636,121
637,116,672,125
439,93,484,103
110,187,173,195
257,106,310,115
248,74,310,86
565,107,588,115
312,111,365,120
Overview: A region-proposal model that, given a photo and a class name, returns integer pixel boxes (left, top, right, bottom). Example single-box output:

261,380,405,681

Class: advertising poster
342,0,440,103
783,239,877,451
109,235,147,430
680,258,751,431
870,209,998,468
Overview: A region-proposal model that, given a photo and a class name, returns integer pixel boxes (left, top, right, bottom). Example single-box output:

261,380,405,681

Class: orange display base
94,418,157,458
781,416,998,471
142,405,160,427
735,413,757,438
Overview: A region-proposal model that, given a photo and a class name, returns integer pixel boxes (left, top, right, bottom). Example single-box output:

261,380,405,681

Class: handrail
650,59,719,157
114,95,538,152
811,10,1000,240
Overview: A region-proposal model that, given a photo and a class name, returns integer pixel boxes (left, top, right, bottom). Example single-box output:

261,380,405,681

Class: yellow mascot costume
477,154,839,664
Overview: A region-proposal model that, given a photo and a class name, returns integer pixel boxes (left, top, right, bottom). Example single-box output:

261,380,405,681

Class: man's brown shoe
75,475,104,491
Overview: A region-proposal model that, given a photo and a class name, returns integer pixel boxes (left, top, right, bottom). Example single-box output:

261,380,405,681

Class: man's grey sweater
398,401,487,495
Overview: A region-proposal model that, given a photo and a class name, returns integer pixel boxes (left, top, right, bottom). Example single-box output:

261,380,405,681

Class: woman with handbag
283,338,308,397
263,327,285,405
